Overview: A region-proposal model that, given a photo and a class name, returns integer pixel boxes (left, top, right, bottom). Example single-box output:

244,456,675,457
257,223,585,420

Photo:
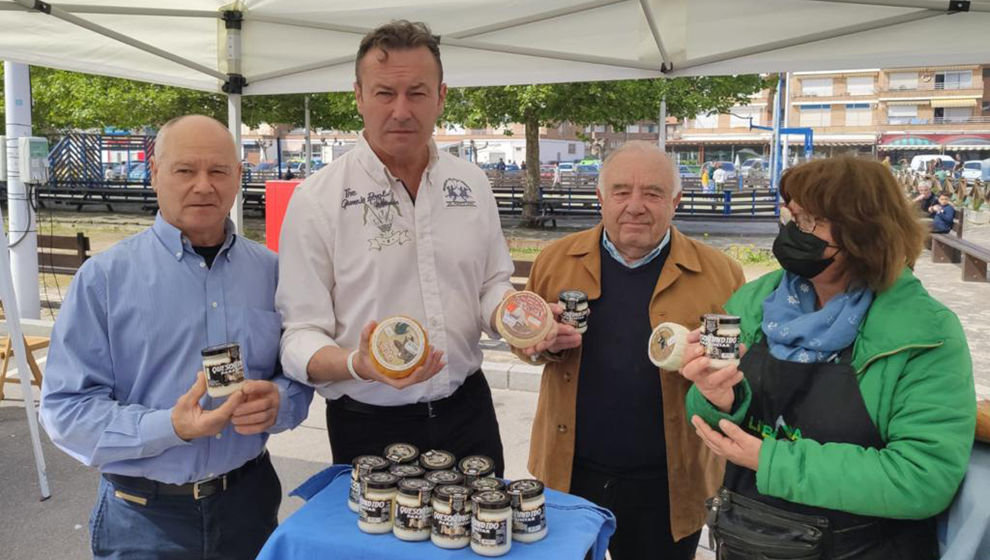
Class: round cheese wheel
648,322,690,370
495,291,553,349
369,316,429,379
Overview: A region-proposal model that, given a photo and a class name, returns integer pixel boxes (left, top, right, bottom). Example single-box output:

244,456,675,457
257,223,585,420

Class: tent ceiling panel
0,0,988,94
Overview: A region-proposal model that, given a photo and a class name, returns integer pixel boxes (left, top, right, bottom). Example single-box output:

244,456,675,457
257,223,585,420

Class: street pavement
2,220,989,559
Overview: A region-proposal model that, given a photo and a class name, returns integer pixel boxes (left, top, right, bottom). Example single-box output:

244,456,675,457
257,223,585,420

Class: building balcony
880,85,984,97
885,116,990,126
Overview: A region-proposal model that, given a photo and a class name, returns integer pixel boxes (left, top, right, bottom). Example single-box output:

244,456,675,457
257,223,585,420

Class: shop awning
931,98,979,108
886,99,929,106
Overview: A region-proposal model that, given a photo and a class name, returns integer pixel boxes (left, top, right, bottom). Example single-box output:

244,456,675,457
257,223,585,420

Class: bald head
597,141,681,195
149,114,241,246
154,115,237,162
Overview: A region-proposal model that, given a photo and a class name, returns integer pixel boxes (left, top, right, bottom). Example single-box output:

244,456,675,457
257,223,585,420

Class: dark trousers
569,461,701,560
91,453,281,560
326,371,505,476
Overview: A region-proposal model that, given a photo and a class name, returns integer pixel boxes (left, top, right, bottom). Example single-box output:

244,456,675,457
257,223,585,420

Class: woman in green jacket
680,156,975,559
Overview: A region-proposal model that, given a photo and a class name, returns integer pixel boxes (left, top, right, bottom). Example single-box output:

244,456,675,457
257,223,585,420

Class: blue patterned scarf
761,272,874,363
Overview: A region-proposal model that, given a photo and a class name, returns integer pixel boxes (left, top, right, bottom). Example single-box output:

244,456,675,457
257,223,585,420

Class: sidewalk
2,229,988,558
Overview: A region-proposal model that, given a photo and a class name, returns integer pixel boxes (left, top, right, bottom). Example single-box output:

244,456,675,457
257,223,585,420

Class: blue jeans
90,454,281,559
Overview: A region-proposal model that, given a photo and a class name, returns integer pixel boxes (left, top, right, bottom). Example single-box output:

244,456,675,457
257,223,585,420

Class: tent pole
3,62,39,320
223,10,244,233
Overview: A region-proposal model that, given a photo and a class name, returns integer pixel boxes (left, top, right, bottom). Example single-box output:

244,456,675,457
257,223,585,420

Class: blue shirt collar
602,228,671,269
152,212,237,262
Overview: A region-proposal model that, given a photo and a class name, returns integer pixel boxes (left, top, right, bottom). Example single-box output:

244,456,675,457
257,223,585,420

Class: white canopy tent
1,0,989,496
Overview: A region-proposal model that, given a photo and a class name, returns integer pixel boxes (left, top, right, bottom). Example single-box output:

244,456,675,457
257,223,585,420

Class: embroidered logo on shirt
443,178,476,208
347,187,410,250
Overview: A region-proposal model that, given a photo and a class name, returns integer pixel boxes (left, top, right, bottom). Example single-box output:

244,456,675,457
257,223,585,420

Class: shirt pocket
229,306,282,380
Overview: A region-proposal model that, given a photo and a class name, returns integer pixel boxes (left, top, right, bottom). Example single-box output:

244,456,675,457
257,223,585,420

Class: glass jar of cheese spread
431,484,473,549
348,455,389,513
358,472,399,534
393,478,435,542
471,490,512,557
508,479,548,543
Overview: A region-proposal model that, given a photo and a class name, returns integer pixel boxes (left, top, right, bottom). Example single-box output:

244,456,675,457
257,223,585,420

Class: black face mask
772,221,836,279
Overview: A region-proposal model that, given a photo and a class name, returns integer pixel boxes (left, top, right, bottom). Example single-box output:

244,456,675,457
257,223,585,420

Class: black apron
722,340,938,560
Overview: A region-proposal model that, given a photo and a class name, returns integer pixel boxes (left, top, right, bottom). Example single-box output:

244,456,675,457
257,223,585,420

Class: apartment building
671,65,989,165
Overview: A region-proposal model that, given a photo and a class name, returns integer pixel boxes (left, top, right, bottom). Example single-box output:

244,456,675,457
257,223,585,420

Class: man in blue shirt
41,114,313,559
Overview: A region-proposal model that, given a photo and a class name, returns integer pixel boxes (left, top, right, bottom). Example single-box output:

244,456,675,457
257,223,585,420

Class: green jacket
686,268,975,519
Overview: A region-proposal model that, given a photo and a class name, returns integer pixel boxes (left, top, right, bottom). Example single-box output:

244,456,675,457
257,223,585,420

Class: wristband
347,350,373,383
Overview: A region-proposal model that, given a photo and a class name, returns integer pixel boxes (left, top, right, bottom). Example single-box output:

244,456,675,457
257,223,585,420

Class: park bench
37,232,91,275
511,259,533,291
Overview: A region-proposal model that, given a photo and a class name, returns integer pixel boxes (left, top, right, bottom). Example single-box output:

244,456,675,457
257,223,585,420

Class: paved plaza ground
2,209,988,558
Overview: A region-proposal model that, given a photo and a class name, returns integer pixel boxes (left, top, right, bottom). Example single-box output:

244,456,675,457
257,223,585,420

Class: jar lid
472,489,510,510
352,455,389,472
425,470,465,486
495,291,553,348
362,471,399,490
558,290,588,303
469,477,506,493
389,464,425,479
715,315,741,325
369,316,428,379
434,484,472,508
201,343,239,357
419,449,456,471
383,442,420,464
397,478,435,498
507,479,545,500
457,455,494,477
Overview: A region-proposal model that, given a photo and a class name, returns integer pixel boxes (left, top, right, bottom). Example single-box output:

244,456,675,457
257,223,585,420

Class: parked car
909,154,955,175
678,165,695,178
540,164,556,181
557,162,576,173
962,159,990,181
127,162,149,182
740,158,769,178
575,164,599,175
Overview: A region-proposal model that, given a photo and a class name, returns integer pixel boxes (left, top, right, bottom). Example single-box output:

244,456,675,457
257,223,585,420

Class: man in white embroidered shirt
276,20,564,473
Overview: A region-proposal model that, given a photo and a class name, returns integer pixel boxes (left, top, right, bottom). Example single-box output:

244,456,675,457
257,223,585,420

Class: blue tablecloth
937,441,990,559
258,465,616,560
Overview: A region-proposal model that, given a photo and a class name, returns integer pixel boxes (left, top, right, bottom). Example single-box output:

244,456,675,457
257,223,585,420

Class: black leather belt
103,451,268,500
332,370,485,419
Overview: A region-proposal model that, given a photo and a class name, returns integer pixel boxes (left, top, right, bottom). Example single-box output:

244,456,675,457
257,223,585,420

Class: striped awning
944,144,990,150
886,100,929,106
931,98,978,108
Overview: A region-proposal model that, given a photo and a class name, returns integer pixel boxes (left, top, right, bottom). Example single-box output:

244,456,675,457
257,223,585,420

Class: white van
909,154,955,175
961,159,990,182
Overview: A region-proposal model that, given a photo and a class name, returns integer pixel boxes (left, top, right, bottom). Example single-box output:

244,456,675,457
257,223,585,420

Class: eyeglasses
778,205,823,234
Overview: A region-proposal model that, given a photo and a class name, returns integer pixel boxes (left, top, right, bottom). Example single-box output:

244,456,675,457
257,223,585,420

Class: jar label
471,517,509,547
348,479,360,505
395,505,432,530
433,511,472,538
204,356,244,389
700,332,740,360
513,503,547,534
359,496,392,524
560,309,589,328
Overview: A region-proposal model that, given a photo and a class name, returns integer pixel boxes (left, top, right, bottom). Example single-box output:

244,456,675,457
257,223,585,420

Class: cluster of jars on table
348,443,548,557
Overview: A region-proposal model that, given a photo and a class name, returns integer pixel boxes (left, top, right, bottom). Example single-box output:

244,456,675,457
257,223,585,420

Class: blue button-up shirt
41,214,312,484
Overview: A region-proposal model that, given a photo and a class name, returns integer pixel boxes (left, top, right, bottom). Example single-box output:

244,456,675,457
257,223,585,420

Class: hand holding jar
677,328,747,413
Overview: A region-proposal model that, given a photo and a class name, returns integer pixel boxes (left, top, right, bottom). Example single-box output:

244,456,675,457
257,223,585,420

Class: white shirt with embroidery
276,133,514,405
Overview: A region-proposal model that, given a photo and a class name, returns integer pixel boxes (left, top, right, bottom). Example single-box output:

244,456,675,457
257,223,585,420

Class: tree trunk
521,113,542,228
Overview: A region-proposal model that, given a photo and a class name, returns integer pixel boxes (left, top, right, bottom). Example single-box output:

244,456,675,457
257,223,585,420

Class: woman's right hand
678,329,745,413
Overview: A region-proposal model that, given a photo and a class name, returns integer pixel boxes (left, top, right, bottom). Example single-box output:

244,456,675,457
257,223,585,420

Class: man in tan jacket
521,141,744,559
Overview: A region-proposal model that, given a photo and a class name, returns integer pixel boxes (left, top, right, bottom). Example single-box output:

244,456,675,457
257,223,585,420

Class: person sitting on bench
930,193,956,234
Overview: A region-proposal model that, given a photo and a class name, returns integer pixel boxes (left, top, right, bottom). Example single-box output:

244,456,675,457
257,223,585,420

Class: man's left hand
521,302,583,357
691,415,762,471
231,380,281,435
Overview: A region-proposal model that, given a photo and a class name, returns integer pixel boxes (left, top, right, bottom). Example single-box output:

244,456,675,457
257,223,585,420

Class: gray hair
596,140,681,195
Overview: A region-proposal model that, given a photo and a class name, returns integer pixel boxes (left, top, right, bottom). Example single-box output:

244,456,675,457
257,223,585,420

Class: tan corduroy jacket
522,224,745,541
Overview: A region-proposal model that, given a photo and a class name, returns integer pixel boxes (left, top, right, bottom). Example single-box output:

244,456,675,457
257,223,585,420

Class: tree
443,76,768,226
0,65,363,134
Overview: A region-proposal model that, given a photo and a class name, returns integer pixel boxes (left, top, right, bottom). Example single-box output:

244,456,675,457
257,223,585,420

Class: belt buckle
193,474,228,500
427,400,438,419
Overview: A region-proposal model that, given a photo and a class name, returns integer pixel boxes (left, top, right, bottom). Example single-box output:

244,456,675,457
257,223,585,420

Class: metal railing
886,116,990,126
